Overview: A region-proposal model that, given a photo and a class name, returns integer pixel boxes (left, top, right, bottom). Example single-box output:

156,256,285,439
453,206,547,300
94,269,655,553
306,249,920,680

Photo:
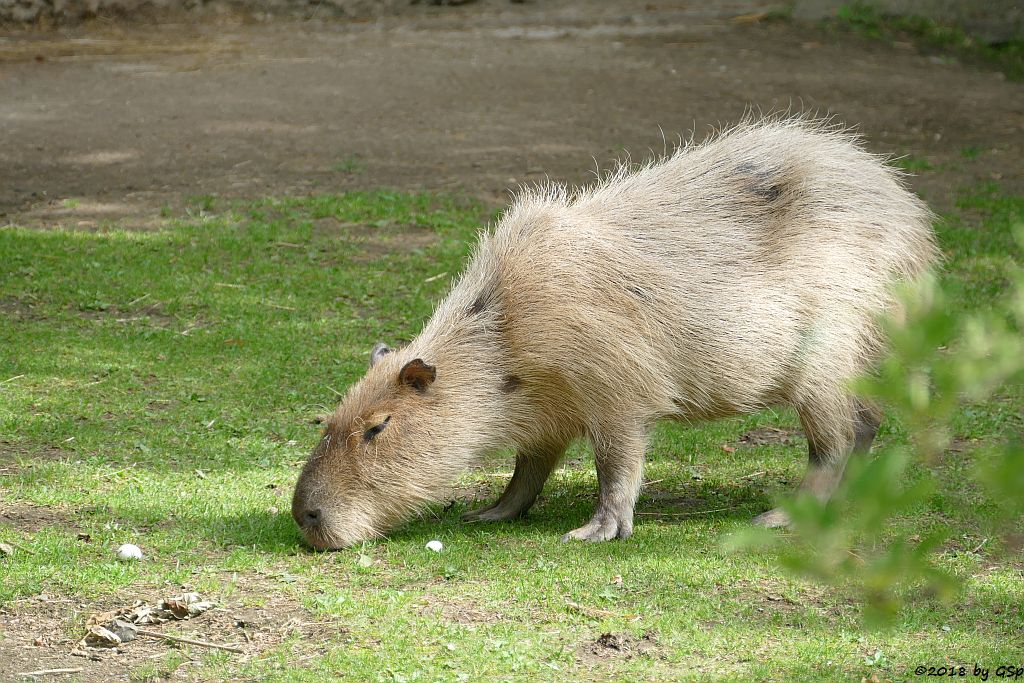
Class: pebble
116,543,143,561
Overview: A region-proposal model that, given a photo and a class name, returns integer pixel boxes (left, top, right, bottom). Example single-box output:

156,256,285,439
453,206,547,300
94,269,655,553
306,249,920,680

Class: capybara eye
363,416,391,442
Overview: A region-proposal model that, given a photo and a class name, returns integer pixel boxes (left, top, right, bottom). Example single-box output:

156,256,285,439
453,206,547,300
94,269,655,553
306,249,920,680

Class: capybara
292,116,938,549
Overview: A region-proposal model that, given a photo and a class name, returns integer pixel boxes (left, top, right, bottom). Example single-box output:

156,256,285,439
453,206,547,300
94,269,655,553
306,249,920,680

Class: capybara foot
561,511,633,542
751,507,791,528
461,503,523,523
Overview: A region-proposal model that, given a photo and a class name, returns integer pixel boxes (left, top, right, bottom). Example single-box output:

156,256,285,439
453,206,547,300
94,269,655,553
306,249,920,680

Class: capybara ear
370,342,392,367
398,359,436,392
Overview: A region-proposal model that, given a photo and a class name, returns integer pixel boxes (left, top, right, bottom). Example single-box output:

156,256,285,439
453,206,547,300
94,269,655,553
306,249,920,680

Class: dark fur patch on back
469,294,488,315
468,277,507,318
467,280,498,316
753,182,782,202
737,163,785,204
500,375,522,393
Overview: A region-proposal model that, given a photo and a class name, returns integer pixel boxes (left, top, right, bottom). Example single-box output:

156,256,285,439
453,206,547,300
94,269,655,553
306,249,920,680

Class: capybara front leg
562,429,645,542
462,442,565,522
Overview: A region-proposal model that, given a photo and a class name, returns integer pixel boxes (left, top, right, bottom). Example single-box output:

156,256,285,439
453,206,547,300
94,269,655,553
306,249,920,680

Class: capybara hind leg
752,439,847,528
562,428,645,542
751,507,791,528
753,395,858,528
853,399,882,454
751,400,879,527
462,443,564,522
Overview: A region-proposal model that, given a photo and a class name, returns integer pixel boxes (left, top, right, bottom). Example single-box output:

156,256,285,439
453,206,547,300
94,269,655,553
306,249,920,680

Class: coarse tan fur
292,115,939,549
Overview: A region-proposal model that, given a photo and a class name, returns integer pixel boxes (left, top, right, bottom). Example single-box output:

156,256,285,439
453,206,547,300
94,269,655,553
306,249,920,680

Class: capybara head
292,343,452,549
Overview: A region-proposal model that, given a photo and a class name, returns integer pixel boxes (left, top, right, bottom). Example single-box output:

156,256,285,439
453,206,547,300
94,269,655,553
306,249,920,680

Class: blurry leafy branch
728,224,1024,625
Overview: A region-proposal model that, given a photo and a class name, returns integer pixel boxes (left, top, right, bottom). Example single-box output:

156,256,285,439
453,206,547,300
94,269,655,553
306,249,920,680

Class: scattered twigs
178,322,209,336
135,628,243,653
970,538,989,554
12,541,36,555
565,600,618,619
265,302,297,311
635,505,744,517
95,463,138,480
18,668,83,677
1,374,26,385
424,271,448,283
75,592,226,657
1,540,36,556
740,470,767,480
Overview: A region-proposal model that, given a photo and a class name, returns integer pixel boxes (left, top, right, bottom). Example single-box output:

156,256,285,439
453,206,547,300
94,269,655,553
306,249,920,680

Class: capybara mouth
301,528,346,551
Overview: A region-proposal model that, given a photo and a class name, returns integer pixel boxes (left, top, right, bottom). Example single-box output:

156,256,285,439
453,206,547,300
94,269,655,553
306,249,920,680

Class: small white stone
116,543,143,561
425,540,443,553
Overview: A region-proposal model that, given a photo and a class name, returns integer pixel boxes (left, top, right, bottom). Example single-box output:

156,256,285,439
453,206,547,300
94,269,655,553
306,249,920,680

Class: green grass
833,2,1024,81
892,154,934,172
331,155,365,175
1,188,1022,681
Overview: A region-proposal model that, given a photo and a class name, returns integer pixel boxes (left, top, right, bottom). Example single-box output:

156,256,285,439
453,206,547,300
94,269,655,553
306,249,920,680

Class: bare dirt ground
1,0,1022,233
1,576,338,682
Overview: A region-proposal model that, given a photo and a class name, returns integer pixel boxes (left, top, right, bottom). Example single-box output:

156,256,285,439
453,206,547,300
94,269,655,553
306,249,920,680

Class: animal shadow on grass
389,478,776,550
93,504,307,553
104,479,776,553
198,508,314,552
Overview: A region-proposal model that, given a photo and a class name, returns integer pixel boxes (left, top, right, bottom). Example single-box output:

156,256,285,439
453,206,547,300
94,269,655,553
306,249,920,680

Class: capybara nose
301,508,321,528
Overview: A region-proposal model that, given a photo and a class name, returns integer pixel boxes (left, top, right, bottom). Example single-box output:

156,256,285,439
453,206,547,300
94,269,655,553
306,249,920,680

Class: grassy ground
1,184,1022,681
828,2,1024,81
